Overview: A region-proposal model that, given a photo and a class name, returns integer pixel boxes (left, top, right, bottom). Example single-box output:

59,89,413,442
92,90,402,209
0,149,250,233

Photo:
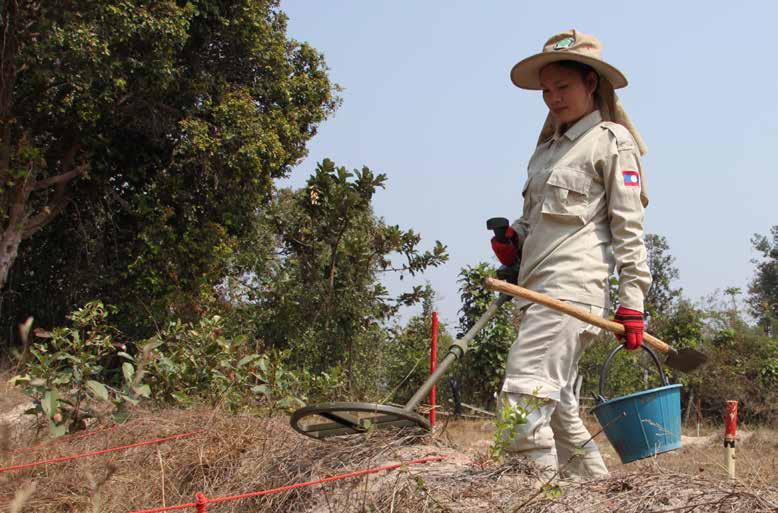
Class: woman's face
539,63,597,126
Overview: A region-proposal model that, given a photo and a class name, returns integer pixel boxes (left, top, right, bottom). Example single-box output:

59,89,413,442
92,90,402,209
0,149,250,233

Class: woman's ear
586,71,599,96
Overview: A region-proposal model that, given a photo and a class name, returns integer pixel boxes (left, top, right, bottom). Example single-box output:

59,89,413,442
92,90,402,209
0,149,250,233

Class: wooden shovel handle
484,278,673,355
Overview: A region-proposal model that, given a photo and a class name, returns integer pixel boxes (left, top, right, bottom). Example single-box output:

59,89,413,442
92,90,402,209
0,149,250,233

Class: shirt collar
553,109,602,142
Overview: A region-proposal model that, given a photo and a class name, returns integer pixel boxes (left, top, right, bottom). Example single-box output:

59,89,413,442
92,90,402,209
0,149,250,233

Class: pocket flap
547,167,592,195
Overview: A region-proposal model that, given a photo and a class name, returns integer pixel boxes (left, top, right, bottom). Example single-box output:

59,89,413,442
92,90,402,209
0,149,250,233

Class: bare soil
441,411,778,489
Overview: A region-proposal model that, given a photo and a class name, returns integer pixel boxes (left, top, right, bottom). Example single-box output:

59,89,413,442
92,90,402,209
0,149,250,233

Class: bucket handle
596,343,669,403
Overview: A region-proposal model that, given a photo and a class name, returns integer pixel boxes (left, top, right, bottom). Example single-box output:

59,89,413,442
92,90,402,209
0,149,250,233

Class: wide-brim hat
510,29,627,90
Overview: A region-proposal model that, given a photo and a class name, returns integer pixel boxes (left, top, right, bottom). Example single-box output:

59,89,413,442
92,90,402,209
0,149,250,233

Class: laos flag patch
622,170,640,187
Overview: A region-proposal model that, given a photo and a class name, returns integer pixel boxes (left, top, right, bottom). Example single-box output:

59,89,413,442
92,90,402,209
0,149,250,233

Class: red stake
724,400,738,447
724,400,738,479
430,311,438,427
195,492,208,513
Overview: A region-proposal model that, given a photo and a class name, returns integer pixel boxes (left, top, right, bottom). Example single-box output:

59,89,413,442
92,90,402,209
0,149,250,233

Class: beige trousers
497,301,608,479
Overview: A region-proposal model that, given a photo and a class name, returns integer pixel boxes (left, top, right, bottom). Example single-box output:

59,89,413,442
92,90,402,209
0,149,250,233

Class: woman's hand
491,226,520,265
614,306,644,350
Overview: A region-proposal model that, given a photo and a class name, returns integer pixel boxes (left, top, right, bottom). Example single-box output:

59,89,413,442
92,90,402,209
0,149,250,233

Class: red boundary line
4,423,121,457
128,455,445,513
0,430,205,474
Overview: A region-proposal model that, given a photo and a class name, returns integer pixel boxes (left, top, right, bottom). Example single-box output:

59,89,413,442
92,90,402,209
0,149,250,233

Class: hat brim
510,52,628,90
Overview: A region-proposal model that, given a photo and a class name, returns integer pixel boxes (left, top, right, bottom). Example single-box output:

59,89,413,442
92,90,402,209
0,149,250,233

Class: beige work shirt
511,109,652,312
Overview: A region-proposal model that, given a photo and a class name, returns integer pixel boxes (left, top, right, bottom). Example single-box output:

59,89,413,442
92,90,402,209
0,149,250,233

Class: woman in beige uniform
490,29,652,479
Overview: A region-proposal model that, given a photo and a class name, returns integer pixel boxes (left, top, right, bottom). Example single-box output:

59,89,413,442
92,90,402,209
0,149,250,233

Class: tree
747,226,778,336
0,0,95,287
455,263,517,409
607,233,682,317
1,0,339,338
644,234,683,321
232,159,448,396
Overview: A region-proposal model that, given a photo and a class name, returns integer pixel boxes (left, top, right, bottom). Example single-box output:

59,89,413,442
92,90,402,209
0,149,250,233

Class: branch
21,157,84,239
32,142,81,191
6,171,31,229
22,192,70,238
32,165,83,191
0,123,11,184
328,225,348,290
373,265,412,273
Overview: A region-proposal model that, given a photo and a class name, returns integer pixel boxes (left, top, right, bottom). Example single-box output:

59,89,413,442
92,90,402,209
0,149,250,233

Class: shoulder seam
599,122,636,150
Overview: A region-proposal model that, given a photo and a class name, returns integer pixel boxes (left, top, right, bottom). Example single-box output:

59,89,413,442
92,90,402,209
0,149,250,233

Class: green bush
140,314,304,413
691,328,778,423
578,333,667,402
11,301,145,435
454,263,517,410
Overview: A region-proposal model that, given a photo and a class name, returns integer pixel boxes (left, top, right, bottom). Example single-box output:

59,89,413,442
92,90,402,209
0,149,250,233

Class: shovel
483,277,708,373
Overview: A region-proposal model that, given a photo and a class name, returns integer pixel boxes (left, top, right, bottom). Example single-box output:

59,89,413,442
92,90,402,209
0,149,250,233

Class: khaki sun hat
510,29,627,90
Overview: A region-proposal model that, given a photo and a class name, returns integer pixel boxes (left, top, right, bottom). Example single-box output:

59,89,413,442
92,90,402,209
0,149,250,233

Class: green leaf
143,339,165,352
52,371,73,385
542,484,563,499
86,380,109,401
8,374,30,386
275,396,304,411
42,389,59,418
49,423,68,438
251,384,270,396
133,384,151,398
171,391,190,404
237,354,260,368
112,411,130,423
122,362,135,383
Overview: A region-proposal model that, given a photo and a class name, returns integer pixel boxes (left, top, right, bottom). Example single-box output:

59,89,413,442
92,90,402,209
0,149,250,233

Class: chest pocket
541,167,592,225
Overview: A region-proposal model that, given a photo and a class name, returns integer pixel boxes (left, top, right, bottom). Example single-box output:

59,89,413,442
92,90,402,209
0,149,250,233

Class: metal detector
290,218,517,440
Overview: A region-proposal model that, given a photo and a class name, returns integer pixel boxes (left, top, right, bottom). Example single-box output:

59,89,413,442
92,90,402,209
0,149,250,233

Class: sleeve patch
622,170,640,187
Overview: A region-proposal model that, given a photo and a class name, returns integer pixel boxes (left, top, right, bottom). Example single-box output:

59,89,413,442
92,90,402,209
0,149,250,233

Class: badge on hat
553,37,575,50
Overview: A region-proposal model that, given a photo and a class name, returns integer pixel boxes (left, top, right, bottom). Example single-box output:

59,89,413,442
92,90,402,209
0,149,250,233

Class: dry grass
0,399,776,513
439,409,778,487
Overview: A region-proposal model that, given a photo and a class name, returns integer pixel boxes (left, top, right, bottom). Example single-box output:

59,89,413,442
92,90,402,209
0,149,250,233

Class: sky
278,1,777,330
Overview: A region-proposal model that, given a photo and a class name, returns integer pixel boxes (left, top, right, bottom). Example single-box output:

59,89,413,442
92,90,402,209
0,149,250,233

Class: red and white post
724,400,738,480
429,311,438,428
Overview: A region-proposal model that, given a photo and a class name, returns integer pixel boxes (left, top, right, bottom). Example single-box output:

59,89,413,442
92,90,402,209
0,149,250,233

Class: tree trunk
0,226,22,289
684,388,694,427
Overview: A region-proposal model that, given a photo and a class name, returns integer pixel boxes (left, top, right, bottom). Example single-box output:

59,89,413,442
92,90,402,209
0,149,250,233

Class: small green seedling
490,393,545,463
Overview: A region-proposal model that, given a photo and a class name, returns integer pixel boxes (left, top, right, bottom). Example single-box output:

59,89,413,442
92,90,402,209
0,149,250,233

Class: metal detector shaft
404,293,512,411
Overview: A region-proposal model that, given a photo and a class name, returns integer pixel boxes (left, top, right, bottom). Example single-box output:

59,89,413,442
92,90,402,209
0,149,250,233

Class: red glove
491,226,519,266
614,306,644,350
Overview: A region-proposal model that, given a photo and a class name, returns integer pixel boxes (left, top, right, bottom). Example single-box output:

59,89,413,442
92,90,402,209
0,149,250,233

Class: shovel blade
665,348,708,373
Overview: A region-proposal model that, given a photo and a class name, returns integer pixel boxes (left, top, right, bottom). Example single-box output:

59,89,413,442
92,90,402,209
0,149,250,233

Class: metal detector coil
290,402,431,439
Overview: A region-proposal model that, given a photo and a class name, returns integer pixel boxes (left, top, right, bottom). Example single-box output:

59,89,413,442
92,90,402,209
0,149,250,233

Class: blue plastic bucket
591,344,683,464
